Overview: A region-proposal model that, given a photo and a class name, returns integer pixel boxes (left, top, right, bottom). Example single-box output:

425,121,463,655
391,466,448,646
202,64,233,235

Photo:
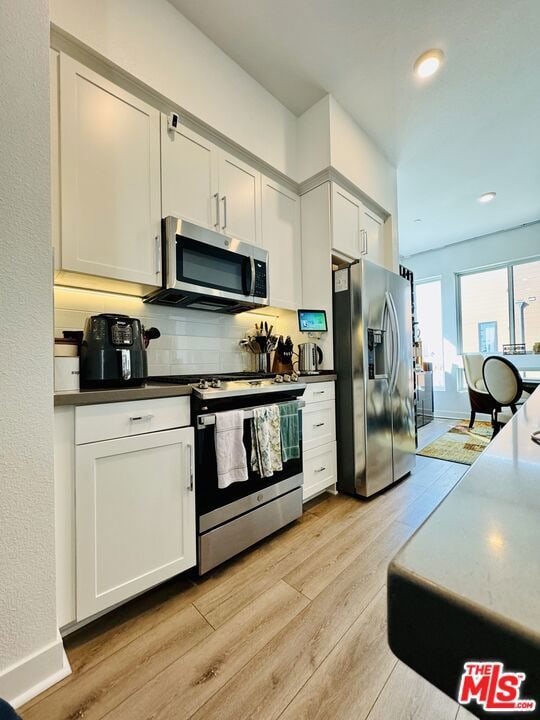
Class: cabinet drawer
303,442,337,501
302,400,336,451
303,381,335,405
75,397,190,444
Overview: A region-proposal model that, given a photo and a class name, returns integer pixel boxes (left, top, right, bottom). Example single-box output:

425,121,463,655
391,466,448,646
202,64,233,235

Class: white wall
404,223,540,418
328,96,397,217
0,0,67,706
296,94,397,217
49,0,298,178
296,96,331,181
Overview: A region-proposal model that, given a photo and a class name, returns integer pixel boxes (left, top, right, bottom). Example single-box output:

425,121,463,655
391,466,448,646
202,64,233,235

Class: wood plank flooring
22,420,475,720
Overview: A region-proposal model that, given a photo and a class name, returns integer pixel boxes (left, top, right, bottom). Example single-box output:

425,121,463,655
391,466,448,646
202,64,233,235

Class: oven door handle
197,399,306,428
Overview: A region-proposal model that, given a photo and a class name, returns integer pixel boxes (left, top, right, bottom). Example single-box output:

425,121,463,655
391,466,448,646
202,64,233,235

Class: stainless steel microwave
145,217,269,313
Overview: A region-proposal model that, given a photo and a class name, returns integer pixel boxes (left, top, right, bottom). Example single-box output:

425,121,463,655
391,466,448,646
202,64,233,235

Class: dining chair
482,356,524,437
462,352,498,428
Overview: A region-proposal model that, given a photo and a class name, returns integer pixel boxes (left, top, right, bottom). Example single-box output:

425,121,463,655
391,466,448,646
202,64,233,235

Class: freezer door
361,262,394,496
388,274,416,480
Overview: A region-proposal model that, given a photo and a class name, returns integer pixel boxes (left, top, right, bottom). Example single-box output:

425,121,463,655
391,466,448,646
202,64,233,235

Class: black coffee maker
80,314,159,389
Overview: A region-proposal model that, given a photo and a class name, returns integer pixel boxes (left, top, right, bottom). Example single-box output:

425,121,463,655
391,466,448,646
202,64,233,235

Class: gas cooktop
149,371,305,400
149,372,271,385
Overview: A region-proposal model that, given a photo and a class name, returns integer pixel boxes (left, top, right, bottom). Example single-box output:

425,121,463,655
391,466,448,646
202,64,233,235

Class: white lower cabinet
55,397,196,628
304,443,337,501
75,427,195,621
302,382,337,501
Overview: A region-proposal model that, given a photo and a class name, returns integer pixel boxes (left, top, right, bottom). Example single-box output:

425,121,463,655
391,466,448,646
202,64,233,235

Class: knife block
272,355,293,375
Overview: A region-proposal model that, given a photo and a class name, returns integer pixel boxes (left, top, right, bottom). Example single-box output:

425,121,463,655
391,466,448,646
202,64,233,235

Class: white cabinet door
331,183,362,260
362,207,385,267
218,152,261,245
75,427,195,620
59,55,161,287
261,177,301,309
161,116,219,229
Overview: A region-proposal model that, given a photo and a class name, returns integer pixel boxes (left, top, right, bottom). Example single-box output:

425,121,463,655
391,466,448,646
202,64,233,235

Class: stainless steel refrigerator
333,260,416,497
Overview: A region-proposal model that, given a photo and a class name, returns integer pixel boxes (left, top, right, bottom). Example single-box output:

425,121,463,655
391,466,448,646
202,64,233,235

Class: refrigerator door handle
387,291,401,394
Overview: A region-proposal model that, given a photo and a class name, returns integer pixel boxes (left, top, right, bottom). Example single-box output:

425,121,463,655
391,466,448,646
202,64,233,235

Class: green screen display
298,309,328,332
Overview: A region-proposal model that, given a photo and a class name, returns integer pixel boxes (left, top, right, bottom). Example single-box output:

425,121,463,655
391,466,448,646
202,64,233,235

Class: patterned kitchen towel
215,409,248,488
279,400,300,462
250,405,283,477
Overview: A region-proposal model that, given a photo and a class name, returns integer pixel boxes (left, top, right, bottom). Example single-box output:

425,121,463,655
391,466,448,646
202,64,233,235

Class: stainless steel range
152,373,306,573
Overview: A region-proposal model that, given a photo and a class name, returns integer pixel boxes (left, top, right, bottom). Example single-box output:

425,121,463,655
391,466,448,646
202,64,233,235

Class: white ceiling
169,0,540,256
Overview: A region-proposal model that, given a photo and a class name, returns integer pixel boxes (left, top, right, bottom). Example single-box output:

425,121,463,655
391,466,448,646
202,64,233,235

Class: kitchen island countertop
388,388,540,717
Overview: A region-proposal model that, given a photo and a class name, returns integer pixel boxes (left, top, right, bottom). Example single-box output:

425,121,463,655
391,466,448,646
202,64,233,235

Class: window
415,279,445,389
513,259,540,348
459,267,509,353
458,258,540,353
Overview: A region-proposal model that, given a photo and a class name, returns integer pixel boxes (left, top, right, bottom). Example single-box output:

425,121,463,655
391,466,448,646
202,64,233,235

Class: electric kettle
298,342,323,374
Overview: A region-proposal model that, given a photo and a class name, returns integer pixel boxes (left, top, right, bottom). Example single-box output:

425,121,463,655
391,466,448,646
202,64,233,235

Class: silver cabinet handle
313,390,325,395
213,193,220,229
155,235,161,275
314,422,325,428
362,228,368,255
221,195,227,231
187,443,194,492
315,466,327,473
129,413,154,422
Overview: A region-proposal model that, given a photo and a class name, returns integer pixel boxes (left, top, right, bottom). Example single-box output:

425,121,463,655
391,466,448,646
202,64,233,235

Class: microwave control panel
254,260,267,298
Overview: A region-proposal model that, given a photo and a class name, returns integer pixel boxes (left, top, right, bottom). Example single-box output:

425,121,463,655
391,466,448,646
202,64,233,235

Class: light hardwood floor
22,419,477,720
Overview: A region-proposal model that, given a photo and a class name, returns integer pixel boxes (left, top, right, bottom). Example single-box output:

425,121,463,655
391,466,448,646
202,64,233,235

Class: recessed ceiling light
414,49,444,79
478,192,497,203
414,218,422,223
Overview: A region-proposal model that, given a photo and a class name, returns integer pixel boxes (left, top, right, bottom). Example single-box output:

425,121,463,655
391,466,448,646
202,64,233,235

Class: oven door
195,401,304,533
164,217,267,305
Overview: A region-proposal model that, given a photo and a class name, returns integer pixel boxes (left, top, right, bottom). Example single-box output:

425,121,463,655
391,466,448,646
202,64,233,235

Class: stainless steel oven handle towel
279,400,300,463
250,405,283,477
214,409,248,488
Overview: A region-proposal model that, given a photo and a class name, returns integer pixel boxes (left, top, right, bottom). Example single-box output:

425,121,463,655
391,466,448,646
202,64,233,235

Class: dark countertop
54,383,192,406
387,387,540,718
54,373,337,406
300,372,337,383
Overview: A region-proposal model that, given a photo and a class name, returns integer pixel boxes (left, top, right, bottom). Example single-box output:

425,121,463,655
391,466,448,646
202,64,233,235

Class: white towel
215,410,248,489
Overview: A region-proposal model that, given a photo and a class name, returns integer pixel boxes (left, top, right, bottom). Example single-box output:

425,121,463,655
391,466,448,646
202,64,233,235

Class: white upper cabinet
161,116,219,229
218,152,261,245
59,55,161,287
161,117,261,245
331,184,363,260
331,182,386,267
362,206,385,267
261,177,301,309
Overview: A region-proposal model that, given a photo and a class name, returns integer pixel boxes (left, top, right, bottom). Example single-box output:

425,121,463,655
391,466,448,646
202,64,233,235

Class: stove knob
283,374,291,383
274,374,284,383
211,379,221,388
199,379,209,389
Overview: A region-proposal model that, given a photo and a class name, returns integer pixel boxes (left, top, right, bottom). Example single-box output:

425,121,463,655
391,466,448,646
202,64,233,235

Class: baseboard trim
0,634,71,708
433,412,471,421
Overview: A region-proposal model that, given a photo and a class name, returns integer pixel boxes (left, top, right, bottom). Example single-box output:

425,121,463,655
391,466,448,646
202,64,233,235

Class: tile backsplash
53,287,300,376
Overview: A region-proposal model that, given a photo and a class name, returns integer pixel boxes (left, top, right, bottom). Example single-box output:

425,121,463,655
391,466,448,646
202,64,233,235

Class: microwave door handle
241,256,254,296
249,257,256,296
